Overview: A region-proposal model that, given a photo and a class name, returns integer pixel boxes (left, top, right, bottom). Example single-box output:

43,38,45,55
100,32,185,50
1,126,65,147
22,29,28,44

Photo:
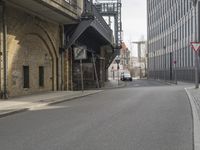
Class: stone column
0,1,8,99
64,48,73,91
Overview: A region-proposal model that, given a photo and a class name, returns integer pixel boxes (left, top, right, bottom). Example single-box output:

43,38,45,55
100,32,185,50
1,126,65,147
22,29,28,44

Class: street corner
185,87,200,150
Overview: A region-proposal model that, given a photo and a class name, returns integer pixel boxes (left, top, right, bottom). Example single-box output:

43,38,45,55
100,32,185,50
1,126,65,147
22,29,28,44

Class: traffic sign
191,42,200,52
74,46,87,60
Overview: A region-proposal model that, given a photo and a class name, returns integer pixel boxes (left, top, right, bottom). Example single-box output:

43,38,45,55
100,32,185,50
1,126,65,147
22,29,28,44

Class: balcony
6,0,82,24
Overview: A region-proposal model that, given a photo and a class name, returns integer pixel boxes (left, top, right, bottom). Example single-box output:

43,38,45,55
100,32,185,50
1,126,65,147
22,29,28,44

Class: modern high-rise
147,0,198,82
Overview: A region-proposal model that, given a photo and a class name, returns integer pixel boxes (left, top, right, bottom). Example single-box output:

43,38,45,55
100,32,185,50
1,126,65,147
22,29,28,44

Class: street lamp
115,55,120,86
191,0,199,88
163,46,166,81
154,51,156,79
173,38,177,84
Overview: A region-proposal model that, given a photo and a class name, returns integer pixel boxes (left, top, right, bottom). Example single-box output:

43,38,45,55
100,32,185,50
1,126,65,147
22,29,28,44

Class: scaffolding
94,0,122,50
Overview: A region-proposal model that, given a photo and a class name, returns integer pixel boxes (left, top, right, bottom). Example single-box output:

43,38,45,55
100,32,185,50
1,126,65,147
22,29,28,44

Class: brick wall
5,6,61,97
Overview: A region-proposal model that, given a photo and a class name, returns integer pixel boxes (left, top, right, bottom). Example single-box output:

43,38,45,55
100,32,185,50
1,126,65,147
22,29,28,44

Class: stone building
120,42,130,70
108,42,130,79
0,0,115,98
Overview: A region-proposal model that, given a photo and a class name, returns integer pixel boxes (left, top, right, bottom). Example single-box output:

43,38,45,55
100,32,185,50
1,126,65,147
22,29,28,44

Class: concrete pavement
185,87,200,150
103,79,126,89
151,80,200,150
1,79,200,149
0,83,193,150
0,90,102,118
0,79,123,118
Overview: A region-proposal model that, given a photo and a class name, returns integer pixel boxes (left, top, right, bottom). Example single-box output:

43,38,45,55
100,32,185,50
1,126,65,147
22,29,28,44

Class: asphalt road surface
0,80,193,150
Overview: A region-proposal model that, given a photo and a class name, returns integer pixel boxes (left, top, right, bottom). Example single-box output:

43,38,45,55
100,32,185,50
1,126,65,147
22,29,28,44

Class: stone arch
34,23,60,90
27,33,54,91
35,23,59,59
8,33,57,96
8,16,60,91
21,33,56,91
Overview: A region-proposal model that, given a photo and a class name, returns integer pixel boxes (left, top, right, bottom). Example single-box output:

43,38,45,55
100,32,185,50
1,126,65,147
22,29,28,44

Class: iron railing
84,0,114,44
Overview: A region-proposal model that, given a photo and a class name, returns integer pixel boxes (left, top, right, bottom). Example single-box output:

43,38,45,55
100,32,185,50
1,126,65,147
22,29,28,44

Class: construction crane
131,41,146,60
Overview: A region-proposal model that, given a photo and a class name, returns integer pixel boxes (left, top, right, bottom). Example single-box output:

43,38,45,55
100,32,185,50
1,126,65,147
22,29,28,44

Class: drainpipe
1,1,7,99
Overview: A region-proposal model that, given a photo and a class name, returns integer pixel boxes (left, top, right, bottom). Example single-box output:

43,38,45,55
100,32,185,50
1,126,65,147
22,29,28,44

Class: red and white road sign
191,42,200,52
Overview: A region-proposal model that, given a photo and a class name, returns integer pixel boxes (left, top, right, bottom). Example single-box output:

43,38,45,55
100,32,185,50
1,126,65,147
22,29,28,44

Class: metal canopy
65,0,114,50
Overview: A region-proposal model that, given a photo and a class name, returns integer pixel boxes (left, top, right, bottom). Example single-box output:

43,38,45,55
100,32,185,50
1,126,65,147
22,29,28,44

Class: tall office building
147,0,198,82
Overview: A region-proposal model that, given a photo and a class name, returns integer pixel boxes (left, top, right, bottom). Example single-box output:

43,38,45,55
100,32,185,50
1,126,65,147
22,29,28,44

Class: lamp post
163,46,166,81
115,55,120,86
154,51,156,79
191,0,199,88
173,38,177,84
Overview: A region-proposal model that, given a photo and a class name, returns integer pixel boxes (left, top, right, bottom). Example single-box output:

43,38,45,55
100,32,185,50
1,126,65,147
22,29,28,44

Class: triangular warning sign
191,42,200,52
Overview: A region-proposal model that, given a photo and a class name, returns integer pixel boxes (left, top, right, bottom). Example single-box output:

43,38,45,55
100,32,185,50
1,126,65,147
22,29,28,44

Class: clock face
74,46,87,60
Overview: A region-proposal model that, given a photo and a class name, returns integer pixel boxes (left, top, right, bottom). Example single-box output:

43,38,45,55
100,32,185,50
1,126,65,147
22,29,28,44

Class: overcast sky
122,0,147,56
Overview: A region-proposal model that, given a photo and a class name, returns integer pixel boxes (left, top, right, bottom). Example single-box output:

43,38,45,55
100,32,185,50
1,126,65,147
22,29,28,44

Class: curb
0,108,28,118
185,88,200,150
0,90,103,118
48,90,103,105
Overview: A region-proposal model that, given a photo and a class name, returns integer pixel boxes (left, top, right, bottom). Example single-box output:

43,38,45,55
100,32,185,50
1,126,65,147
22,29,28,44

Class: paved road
0,80,193,150
123,79,169,88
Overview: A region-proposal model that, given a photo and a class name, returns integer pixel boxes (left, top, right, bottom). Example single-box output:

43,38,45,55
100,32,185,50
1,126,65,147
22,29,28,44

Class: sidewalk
0,90,102,118
0,79,124,118
185,86,200,150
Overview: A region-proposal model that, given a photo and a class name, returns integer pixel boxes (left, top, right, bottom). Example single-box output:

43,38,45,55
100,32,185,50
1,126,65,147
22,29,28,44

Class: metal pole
117,63,119,86
194,2,199,88
154,51,156,79
138,44,142,79
174,62,177,84
70,48,73,90
164,46,166,81
80,59,84,92
195,51,199,88
92,53,99,88
174,39,177,84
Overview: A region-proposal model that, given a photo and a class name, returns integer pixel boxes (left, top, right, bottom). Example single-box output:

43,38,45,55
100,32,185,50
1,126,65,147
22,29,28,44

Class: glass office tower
147,0,199,82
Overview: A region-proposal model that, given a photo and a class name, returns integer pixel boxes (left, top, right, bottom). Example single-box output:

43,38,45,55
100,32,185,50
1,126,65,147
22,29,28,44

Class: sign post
74,46,87,92
191,42,200,88
173,60,177,84
115,56,120,86
92,53,99,89
80,59,84,92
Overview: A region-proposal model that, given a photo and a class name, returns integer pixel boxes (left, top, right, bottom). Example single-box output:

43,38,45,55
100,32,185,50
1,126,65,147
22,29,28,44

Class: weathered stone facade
0,0,114,98
4,5,62,97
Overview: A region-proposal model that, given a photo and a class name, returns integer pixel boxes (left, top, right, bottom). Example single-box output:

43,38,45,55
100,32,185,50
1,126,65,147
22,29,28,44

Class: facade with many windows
147,0,199,82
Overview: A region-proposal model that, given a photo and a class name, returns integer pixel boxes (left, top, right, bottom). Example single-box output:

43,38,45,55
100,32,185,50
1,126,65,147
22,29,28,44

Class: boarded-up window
23,66,29,88
39,66,44,87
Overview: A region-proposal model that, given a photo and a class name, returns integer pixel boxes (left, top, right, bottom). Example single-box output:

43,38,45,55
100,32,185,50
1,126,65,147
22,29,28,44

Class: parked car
121,72,132,81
